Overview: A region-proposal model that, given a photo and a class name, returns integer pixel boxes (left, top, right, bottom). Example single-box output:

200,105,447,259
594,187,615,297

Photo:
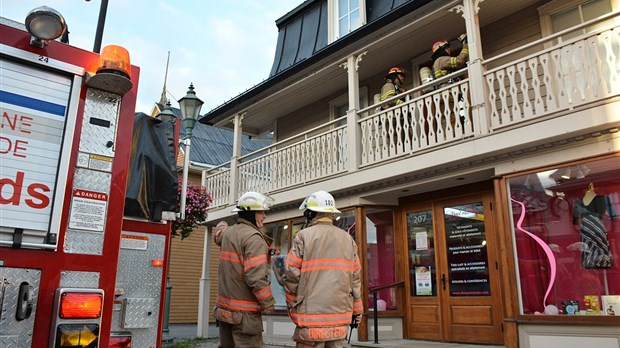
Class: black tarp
124,112,178,221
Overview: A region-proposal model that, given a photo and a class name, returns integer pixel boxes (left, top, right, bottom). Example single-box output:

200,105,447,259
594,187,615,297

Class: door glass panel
407,210,436,297
444,202,491,296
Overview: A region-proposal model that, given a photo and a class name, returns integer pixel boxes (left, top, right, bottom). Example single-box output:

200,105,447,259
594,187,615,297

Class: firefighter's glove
458,33,467,44
350,314,360,328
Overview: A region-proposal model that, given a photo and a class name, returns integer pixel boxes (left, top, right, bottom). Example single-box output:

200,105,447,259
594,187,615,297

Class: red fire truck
1,6,177,348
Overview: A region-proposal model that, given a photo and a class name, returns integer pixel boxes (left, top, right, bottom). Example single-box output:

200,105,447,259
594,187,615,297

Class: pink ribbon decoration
511,198,557,314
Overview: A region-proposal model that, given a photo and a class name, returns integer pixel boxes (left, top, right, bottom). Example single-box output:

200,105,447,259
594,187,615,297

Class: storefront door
404,193,503,344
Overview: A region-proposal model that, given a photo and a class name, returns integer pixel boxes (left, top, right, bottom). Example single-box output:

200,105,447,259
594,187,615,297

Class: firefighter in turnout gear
284,191,363,348
432,33,469,80
380,66,407,108
215,191,276,348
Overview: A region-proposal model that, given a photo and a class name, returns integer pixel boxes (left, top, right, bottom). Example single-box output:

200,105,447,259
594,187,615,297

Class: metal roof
147,107,272,167
199,0,432,127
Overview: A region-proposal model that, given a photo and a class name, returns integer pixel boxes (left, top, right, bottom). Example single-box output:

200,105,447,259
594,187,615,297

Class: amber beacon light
86,44,133,95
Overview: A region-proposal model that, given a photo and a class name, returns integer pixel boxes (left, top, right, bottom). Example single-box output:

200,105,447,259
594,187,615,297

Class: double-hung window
329,0,365,42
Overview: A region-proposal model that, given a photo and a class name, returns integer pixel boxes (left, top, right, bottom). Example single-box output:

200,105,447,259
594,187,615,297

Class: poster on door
415,266,433,296
444,203,490,296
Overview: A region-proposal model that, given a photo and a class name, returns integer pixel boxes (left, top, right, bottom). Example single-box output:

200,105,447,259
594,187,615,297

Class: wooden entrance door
404,192,503,344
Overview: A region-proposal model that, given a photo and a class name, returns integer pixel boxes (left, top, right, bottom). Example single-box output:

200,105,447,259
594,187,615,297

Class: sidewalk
165,324,504,348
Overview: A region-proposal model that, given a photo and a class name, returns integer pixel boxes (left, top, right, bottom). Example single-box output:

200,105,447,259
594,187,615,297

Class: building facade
198,0,620,346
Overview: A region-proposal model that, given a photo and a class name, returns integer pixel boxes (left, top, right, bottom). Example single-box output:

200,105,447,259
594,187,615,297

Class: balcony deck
202,12,620,216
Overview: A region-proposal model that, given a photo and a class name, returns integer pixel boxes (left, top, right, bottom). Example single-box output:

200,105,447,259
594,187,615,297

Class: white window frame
538,0,619,39
328,0,366,43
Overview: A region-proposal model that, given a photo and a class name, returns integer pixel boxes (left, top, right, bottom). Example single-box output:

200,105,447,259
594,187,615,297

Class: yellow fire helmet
232,191,275,212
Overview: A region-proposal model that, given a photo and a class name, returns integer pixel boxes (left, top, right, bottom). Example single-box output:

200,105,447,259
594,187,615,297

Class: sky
1,0,302,114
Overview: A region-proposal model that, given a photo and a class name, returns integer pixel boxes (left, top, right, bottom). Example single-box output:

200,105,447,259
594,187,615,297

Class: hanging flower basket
171,180,212,239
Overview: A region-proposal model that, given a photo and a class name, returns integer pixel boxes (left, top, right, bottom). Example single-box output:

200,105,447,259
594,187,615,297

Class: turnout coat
284,217,363,341
216,219,275,314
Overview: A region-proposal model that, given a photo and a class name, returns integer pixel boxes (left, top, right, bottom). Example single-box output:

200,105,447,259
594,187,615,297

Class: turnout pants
295,339,344,348
217,311,264,348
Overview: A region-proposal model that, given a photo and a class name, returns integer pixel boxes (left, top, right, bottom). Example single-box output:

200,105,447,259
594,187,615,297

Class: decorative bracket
340,51,368,72
355,51,367,72
450,0,484,17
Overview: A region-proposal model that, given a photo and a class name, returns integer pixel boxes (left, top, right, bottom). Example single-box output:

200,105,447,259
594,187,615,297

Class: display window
266,222,293,310
366,208,397,311
507,156,619,316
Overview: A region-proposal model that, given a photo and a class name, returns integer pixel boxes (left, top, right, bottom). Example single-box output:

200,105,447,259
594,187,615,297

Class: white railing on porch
202,120,349,208
202,163,231,208
237,121,348,194
203,12,620,210
485,12,619,129
359,74,473,167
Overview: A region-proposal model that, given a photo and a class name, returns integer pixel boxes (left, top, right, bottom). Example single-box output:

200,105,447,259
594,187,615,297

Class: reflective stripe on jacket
380,81,405,107
284,217,363,329
433,43,469,79
217,219,275,313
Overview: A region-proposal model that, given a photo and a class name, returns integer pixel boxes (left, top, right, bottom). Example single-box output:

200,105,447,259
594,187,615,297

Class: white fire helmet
232,191,274,212
299,190,341,213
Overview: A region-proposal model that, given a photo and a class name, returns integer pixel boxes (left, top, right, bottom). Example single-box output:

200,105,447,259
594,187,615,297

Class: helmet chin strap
304,209,317,223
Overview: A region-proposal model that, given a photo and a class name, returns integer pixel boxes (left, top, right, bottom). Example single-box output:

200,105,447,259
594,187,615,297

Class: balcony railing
238,122,348,194
203,13,620,210
485,13,620,129
359,73,473,167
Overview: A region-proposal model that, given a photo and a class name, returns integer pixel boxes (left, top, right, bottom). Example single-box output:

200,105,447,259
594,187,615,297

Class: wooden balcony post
229,112,244,204
343,52,366,172
452,0,490,135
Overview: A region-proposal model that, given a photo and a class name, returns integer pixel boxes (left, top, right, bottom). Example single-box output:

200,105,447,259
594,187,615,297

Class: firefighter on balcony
215,191,276,348
432,33,469,82
380,66,407,108
284,190,363,348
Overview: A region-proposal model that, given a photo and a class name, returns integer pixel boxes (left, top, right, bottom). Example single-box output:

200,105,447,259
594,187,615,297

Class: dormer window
329,0,365,43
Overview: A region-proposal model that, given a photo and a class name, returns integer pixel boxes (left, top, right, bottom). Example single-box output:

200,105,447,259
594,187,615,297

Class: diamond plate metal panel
122,298,156,328
0,267,41,348
80,88,121,157
111,232,165,347
0,336,18,347
64,229,105,255
59,271,100,288
73,168,111,194
64,168,111,255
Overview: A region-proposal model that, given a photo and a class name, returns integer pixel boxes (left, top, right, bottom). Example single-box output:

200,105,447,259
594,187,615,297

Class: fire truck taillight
55,324,99,347
51,289,104,347
60,292,103,319
110,334,132,348
151,259,164,267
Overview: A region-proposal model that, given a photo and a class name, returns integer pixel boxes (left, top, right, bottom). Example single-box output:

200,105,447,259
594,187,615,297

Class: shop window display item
572,183,615,269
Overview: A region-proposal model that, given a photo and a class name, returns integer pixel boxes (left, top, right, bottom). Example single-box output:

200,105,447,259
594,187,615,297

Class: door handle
16,282,34,321
441,274,446,290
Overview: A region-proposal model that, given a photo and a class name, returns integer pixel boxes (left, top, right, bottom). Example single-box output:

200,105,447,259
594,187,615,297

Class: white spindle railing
485,17,620,129
202,165,231,209
234,123,348,195
359,75,474,167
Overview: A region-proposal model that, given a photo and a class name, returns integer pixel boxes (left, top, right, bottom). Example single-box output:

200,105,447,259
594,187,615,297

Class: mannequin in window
572,183,614,268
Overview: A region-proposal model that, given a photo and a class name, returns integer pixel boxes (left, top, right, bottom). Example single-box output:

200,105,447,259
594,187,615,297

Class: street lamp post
162,83,203,342
177,83,203,220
